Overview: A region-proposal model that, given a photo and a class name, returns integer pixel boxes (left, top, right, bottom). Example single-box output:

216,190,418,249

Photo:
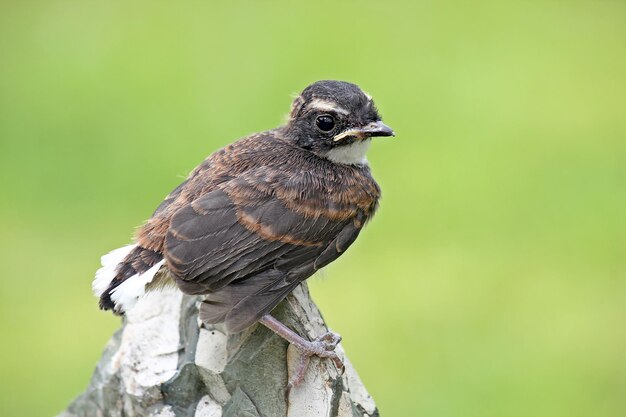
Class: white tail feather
110,260,165,312
92,244,137,297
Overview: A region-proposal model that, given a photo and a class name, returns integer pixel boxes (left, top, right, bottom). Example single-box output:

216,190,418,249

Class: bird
92,80,394,387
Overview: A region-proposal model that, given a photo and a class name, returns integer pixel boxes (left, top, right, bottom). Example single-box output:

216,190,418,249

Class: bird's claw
303,331,341,356
288,331,344,389
317,331,342,350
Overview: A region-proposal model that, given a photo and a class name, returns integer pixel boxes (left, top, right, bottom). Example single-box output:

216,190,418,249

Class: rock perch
58,283,379,417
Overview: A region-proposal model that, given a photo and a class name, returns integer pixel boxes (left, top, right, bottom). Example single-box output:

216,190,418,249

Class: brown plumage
96,80,393,335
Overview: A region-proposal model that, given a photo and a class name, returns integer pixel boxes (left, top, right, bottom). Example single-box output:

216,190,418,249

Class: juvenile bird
93,80,394,386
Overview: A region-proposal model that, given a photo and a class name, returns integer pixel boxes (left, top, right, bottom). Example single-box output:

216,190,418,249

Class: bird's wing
197,216,364,332
163,166,367,331
164,167,360,291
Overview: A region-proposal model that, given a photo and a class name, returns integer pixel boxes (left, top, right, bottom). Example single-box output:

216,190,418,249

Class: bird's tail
93,244,167,314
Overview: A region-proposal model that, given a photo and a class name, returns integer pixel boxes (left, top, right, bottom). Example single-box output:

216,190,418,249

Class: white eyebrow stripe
308,99,350,115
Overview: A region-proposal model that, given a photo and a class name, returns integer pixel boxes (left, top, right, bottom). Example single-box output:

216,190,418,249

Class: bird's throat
326,139,371,166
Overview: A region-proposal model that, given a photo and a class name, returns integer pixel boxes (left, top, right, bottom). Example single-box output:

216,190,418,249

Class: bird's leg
258,314,343,388
290,354,312,389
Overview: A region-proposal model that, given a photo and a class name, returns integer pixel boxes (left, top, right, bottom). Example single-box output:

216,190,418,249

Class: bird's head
285,80,394,165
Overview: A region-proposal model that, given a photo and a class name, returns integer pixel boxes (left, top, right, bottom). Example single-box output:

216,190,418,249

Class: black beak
333,121,395,142
359,121,395,138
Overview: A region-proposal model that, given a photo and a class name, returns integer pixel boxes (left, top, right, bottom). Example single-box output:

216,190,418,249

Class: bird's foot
288,331,344,389
258,314,344,389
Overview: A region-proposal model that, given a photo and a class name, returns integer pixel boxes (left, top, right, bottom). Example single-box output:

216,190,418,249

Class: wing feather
165,168,365,331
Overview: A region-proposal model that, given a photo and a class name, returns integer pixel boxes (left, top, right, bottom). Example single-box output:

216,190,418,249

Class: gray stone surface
59,284,379,417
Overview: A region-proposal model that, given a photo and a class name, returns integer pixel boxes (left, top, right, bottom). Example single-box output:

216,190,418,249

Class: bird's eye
315,115,335,132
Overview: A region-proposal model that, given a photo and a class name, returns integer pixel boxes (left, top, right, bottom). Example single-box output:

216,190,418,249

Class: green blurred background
1,1,625,416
